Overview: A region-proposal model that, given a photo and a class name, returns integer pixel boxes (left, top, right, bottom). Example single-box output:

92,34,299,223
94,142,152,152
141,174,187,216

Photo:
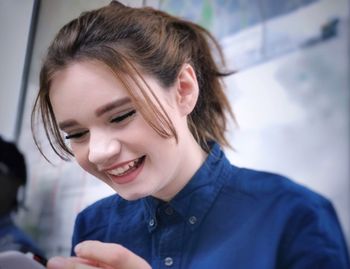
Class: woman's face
49,60,201,201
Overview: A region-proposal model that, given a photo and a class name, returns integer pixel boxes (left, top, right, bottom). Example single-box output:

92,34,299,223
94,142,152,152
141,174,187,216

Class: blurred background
0,0,348,257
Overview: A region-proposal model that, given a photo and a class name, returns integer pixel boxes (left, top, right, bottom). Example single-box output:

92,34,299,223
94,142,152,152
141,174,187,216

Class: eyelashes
64,110,137,141
65,131,88,140
110,110,136,123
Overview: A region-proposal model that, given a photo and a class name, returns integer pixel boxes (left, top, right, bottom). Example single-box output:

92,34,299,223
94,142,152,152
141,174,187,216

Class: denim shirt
72,143,349,268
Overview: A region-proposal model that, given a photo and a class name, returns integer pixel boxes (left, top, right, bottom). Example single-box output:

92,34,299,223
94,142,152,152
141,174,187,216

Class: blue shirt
72,143,349,268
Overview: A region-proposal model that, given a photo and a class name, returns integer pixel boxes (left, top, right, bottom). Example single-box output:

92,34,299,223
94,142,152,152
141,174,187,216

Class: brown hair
31,0,236,161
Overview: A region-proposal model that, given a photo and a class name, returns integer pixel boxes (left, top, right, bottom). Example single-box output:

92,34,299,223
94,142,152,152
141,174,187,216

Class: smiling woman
47,59,200,201
31,1,349,269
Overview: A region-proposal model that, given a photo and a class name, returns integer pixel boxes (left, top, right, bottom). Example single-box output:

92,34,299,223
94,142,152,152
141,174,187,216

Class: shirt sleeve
70,196,114,256
70,212,83,256
278,198,350,269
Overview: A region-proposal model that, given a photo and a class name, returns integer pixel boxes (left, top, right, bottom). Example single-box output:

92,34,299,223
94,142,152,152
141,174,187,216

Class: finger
75,240,151,269
47,256,101,269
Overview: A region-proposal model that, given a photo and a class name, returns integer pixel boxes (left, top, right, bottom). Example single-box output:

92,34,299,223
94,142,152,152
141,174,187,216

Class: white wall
0,0,35,141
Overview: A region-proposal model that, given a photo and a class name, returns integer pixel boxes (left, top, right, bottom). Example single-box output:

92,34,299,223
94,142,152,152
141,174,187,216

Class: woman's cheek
72,145,90,171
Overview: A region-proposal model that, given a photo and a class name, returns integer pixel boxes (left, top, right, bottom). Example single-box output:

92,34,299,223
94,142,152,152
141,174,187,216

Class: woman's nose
88,131,121,165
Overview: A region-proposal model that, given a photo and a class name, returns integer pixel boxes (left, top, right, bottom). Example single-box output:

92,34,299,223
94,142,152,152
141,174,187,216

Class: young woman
31,1,349,269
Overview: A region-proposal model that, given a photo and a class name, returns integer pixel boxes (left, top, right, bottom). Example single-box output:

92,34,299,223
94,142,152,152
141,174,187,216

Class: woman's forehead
49,60,168,108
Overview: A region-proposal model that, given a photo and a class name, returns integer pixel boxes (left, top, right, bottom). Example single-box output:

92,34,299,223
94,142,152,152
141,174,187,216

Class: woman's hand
47,241,151,269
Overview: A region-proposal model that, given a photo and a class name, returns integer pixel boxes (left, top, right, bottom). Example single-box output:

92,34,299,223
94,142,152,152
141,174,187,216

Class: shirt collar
142,142,232,232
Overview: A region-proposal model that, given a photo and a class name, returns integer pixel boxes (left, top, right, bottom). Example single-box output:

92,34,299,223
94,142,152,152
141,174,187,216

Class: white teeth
107,158,139,176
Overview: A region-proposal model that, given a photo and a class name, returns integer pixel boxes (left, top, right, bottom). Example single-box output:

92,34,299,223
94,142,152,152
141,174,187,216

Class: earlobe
176,64,199,116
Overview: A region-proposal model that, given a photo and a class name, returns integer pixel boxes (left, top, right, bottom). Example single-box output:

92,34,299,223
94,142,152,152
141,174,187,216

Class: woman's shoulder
72,194,142,245
224,165,332,210
225,168,350,267
76,194,140,221
73,195,119,232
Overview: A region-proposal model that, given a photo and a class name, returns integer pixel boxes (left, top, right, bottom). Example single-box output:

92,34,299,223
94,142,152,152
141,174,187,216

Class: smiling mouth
106,156,145,177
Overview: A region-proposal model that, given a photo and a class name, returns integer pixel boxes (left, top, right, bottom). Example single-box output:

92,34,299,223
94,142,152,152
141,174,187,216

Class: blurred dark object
0,136,26,186
0,136,45,257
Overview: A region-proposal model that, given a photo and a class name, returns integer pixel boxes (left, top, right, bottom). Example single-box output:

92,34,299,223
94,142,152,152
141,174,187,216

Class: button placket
149,218,155,227
164,206,174,216
164,257,174,267
188,216,197,225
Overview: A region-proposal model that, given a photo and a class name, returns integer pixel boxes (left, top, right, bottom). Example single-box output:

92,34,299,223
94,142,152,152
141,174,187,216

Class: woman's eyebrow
58,120,79,131
95,97,132,117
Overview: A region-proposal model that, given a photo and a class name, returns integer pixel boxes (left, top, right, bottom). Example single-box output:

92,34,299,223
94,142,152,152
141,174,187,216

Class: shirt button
165,207,174,215
149,218,155,227
188,216,197,225
164,257,173,266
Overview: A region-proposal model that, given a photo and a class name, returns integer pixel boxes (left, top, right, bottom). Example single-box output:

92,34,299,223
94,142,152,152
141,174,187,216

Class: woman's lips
106,156,145,185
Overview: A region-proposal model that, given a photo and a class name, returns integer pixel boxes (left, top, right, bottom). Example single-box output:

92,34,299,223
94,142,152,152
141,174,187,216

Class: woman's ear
175,64,199,116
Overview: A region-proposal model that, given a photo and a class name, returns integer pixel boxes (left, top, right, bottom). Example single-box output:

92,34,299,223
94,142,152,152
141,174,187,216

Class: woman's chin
117,190,148,201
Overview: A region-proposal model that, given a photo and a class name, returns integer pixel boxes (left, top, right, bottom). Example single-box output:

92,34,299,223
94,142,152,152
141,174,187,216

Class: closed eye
111,110,136,123
65,130,88,140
